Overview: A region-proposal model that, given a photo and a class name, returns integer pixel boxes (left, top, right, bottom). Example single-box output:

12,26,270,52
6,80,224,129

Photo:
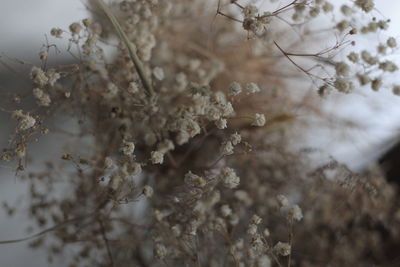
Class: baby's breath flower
151,151,164,164
251,214,262,225
220,140,234,155
355,0,374,13
334,78,353,93
181,119,201,138
246,82,261,94
229,82,242,96
69,22,81,34
39,51,48,61
154,243,167,259
131,162,142,176
335,62,350,76
309,7,320,18
347,52,360,63
121,141,135,156
12,110,36,131
322,2,334,13
143,185,154,197
104,157,113,169
361,50,378,65
152,67,164,81
243,5,258,18
215,118,227,129
50,28,63,38
128,81,139,94
357,74,371,85
33,88,51,107
30,66,48,87
220,167,240,189
276,194,289,208
247,224,258,235
393,85,400,95
220,204,232,217
46,69,60,87
387,37,397,48
371,77,382,91
230,132,241,145
257,255,271,267
379,61,398,72
15,143,26,158
171,225,182,237
288,204,303,221
340,5,353,16
82,18,92,27
263,228,270,237
251,113,266,127
274,242,291,256
186,172,206,187
157,139,175,154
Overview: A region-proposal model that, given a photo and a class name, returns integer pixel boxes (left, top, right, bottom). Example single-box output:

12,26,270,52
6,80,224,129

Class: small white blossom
154,243,167,259
215,118,227,129
371,78,382,91
355,0,374,13
121,141,135,156
387,37,397,48
151,150,164,164
379,61,398,72
12,110,36,131
128,81,139,94
247,224,258,235
220,204,232,217
33,88,51,106
276,194,289,208
143,185,154,197
243,5,258,18
252,113,266,127
184,171,206,187
246,82,260,94
220,167,240,189
157,139,175,153
288,204,303,221
229,82,242,96
152,66,164,81
334,78,353,93
335,62,350,76
230,132,241,145
251,214,262,225
347,52,359,63
30,66,48,87
220,140,234,155
274,242,291,256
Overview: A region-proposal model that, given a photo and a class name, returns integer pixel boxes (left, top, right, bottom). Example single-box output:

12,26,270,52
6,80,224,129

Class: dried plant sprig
94,0,155,98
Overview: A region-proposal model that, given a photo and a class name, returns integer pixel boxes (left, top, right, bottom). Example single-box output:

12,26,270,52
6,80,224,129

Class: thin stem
99,219,115,267
94,0,155,98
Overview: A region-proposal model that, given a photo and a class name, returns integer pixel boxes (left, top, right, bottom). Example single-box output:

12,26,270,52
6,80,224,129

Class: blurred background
1,0,400,266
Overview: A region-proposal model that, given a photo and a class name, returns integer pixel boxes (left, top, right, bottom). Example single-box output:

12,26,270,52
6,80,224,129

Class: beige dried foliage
1,0,400,266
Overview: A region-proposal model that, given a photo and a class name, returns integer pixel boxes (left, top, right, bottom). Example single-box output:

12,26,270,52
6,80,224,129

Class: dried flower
12,110,36,131
252,113,266,127
274,242,291,256
151,151,164,164
220,167,240,189
143,185,154,197
121,142,135,156
288,204,303,221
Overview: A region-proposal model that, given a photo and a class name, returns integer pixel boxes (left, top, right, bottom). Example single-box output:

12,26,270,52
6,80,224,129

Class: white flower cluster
355,0,374,13
12,110,36,131
220,167,240,189
33,88,51,107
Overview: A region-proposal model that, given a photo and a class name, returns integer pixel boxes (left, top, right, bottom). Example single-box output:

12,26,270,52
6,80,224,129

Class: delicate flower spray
1,0,400,266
